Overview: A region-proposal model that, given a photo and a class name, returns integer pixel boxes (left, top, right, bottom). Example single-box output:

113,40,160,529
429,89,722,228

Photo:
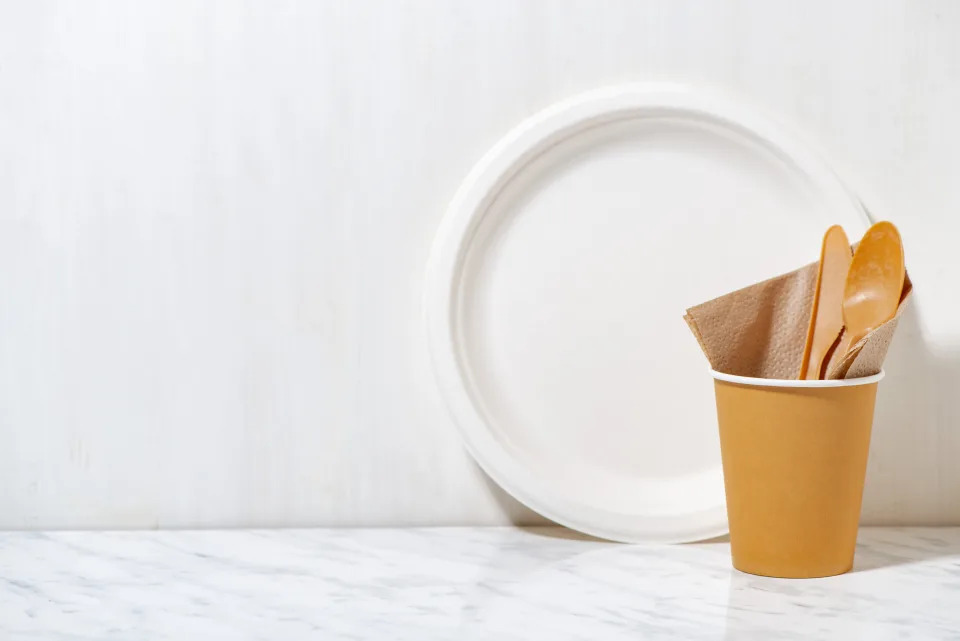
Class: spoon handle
821,328,860,379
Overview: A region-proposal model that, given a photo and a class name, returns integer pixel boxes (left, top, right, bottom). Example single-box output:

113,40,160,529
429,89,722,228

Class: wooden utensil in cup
799,225,853,380
827,221,905,376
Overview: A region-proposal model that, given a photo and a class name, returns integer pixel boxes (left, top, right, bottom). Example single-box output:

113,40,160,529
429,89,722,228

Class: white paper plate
425,84,869,543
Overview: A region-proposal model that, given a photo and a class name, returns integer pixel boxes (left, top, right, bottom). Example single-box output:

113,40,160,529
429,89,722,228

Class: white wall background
0,0,957,529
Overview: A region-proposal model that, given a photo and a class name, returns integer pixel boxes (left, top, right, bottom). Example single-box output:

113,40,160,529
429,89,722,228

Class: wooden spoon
798,225,852,380
828,221,905,377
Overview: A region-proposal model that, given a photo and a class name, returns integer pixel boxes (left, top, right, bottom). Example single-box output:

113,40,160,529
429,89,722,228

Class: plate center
456,114,831,513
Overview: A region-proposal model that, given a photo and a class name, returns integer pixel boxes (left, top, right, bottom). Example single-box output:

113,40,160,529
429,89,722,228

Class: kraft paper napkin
684,255,912,380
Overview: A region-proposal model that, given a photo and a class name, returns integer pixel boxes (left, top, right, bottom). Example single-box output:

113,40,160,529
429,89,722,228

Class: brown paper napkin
684,255,912,380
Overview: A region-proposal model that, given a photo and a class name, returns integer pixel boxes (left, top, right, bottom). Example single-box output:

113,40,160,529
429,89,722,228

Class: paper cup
711,370,884,578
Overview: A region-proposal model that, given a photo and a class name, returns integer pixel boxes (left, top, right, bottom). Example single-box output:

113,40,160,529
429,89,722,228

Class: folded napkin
684,255,912,380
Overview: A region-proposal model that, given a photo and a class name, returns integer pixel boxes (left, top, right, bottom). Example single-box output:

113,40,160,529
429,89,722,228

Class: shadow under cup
711,370,884,579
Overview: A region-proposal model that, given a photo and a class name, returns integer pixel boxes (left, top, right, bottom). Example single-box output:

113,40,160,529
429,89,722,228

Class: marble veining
0,527,958,640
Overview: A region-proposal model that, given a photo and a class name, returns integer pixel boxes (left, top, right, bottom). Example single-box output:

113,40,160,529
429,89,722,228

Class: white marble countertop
1,526,959,640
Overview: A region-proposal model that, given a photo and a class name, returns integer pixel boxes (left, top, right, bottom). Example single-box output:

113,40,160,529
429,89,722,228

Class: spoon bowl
829,221,905,376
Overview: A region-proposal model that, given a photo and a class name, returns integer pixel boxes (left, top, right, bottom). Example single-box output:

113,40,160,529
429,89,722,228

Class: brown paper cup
711,370,883,578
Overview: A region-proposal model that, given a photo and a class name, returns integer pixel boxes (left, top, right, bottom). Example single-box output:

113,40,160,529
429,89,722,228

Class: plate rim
424,83,869,543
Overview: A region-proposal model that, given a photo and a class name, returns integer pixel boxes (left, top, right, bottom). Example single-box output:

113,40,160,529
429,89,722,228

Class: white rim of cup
710,370,885,388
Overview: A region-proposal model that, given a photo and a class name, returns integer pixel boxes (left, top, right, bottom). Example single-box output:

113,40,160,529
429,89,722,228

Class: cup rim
710,369,884,388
